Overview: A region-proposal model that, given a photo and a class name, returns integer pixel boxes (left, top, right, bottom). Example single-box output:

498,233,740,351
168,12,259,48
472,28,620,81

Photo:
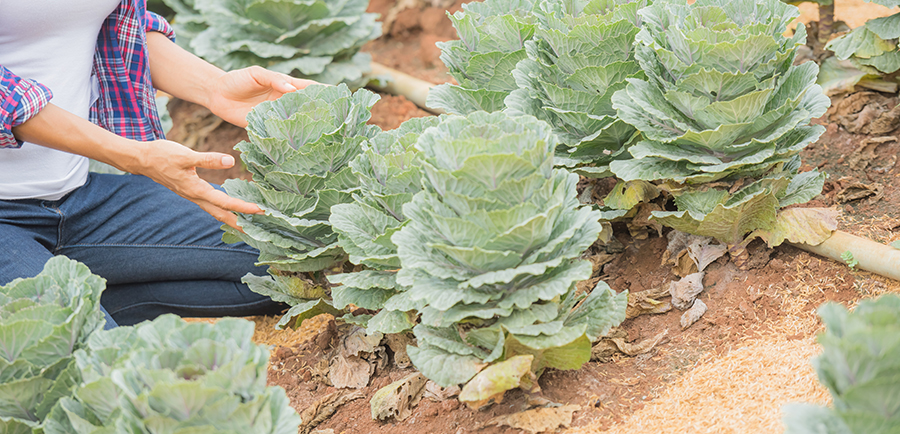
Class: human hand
131,140,262,230
207,66,319,127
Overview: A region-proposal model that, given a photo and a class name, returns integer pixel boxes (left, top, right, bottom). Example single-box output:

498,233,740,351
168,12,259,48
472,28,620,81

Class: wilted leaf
751,208,838,248
459,355,537,410
486,404,581,434
370,373,428,421
592,329,669,360
603,180,661,211
423,381,461,402
299,390,364,434
669,272,705,310
626,286,672,319
680,299,708,329
385,333,413,369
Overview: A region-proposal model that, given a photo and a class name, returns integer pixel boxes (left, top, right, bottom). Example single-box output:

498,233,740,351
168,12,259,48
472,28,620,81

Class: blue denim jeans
0,173,284,328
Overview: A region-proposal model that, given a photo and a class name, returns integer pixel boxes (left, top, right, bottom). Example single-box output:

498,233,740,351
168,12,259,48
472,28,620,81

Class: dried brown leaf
486,405,582,434
592,329,668,359
385,333,413,369
626,285,672,319
680,299,708,330
670,272,705,310
299,390,364,434
370,372,428,421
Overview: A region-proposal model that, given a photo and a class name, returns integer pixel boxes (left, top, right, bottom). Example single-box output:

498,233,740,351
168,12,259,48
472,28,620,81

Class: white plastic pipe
790,230,900,281
367,62,445,115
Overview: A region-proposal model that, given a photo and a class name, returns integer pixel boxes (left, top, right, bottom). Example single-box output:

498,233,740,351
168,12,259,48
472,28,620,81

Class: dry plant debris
370,373,428,421
488,404,582,434
299,390,365,434
570,336,831,434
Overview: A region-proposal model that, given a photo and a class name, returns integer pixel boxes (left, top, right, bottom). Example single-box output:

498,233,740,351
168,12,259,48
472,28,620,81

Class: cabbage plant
609,0,831,265
187,0,382,86
44,315,301,434
0,257,105,433
506,0,647,177
825,0,900,80
223,84,380,329
328,116,441,335
392,112,627,390
426,0,540,114
782,294,900,434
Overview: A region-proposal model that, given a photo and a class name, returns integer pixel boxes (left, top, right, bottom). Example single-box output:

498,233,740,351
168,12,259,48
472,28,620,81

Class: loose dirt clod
487,404,582,433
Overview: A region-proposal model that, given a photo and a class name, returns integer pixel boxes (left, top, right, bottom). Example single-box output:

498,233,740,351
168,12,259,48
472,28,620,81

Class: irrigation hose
790,230,900,282
366,62,445,115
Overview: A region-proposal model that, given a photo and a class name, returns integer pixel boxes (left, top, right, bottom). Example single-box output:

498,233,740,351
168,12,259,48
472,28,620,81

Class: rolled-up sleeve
0,65,53,149
145,11,176,42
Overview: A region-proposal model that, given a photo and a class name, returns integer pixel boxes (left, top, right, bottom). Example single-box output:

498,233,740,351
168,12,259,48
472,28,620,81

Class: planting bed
166,1,900,432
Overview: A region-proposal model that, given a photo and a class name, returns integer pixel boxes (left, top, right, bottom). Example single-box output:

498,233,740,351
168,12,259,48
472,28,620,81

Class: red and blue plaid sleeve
145,11,176,42
0,65,54,149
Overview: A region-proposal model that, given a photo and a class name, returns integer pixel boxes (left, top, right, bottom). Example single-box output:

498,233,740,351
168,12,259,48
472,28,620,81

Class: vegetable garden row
3,0,900,432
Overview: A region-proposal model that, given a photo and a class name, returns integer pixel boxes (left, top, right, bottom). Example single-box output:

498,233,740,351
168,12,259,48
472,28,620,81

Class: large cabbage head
328,116,441,335
223,84,379,329
426,0,540,114
44,315,301,434
392,111,627,389
187,0,382,86
608,0,830,260
782,294,900,434
506,0,648,177
0,257,105,433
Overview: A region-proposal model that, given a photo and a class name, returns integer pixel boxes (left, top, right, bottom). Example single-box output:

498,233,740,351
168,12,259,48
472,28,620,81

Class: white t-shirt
0,0,121,200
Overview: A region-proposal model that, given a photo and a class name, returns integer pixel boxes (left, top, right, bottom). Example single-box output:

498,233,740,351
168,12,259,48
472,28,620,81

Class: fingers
245,65,321,95
192,152,236,170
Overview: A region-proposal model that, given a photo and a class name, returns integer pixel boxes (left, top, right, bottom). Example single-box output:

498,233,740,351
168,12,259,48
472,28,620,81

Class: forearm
146,31,225,109
11,104,144,173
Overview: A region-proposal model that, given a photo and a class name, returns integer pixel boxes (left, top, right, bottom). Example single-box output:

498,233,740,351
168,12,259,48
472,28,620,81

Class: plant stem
818,2,835,44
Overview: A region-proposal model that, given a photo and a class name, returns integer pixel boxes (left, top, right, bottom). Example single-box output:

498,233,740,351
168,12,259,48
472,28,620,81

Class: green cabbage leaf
782,294,900,434
394,112,627,391
186,0,382,86
427,0,540,114
0,257,106,433
43,315,301,434
223,84,380,329
506,0,648,177
609,0,830,261
328,116,441,334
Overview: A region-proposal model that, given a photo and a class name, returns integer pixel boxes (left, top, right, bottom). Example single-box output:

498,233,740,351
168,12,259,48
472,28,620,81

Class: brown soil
167,1,900,433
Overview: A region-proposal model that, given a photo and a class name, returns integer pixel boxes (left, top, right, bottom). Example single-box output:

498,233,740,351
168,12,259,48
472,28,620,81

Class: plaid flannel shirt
0,0,174,149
